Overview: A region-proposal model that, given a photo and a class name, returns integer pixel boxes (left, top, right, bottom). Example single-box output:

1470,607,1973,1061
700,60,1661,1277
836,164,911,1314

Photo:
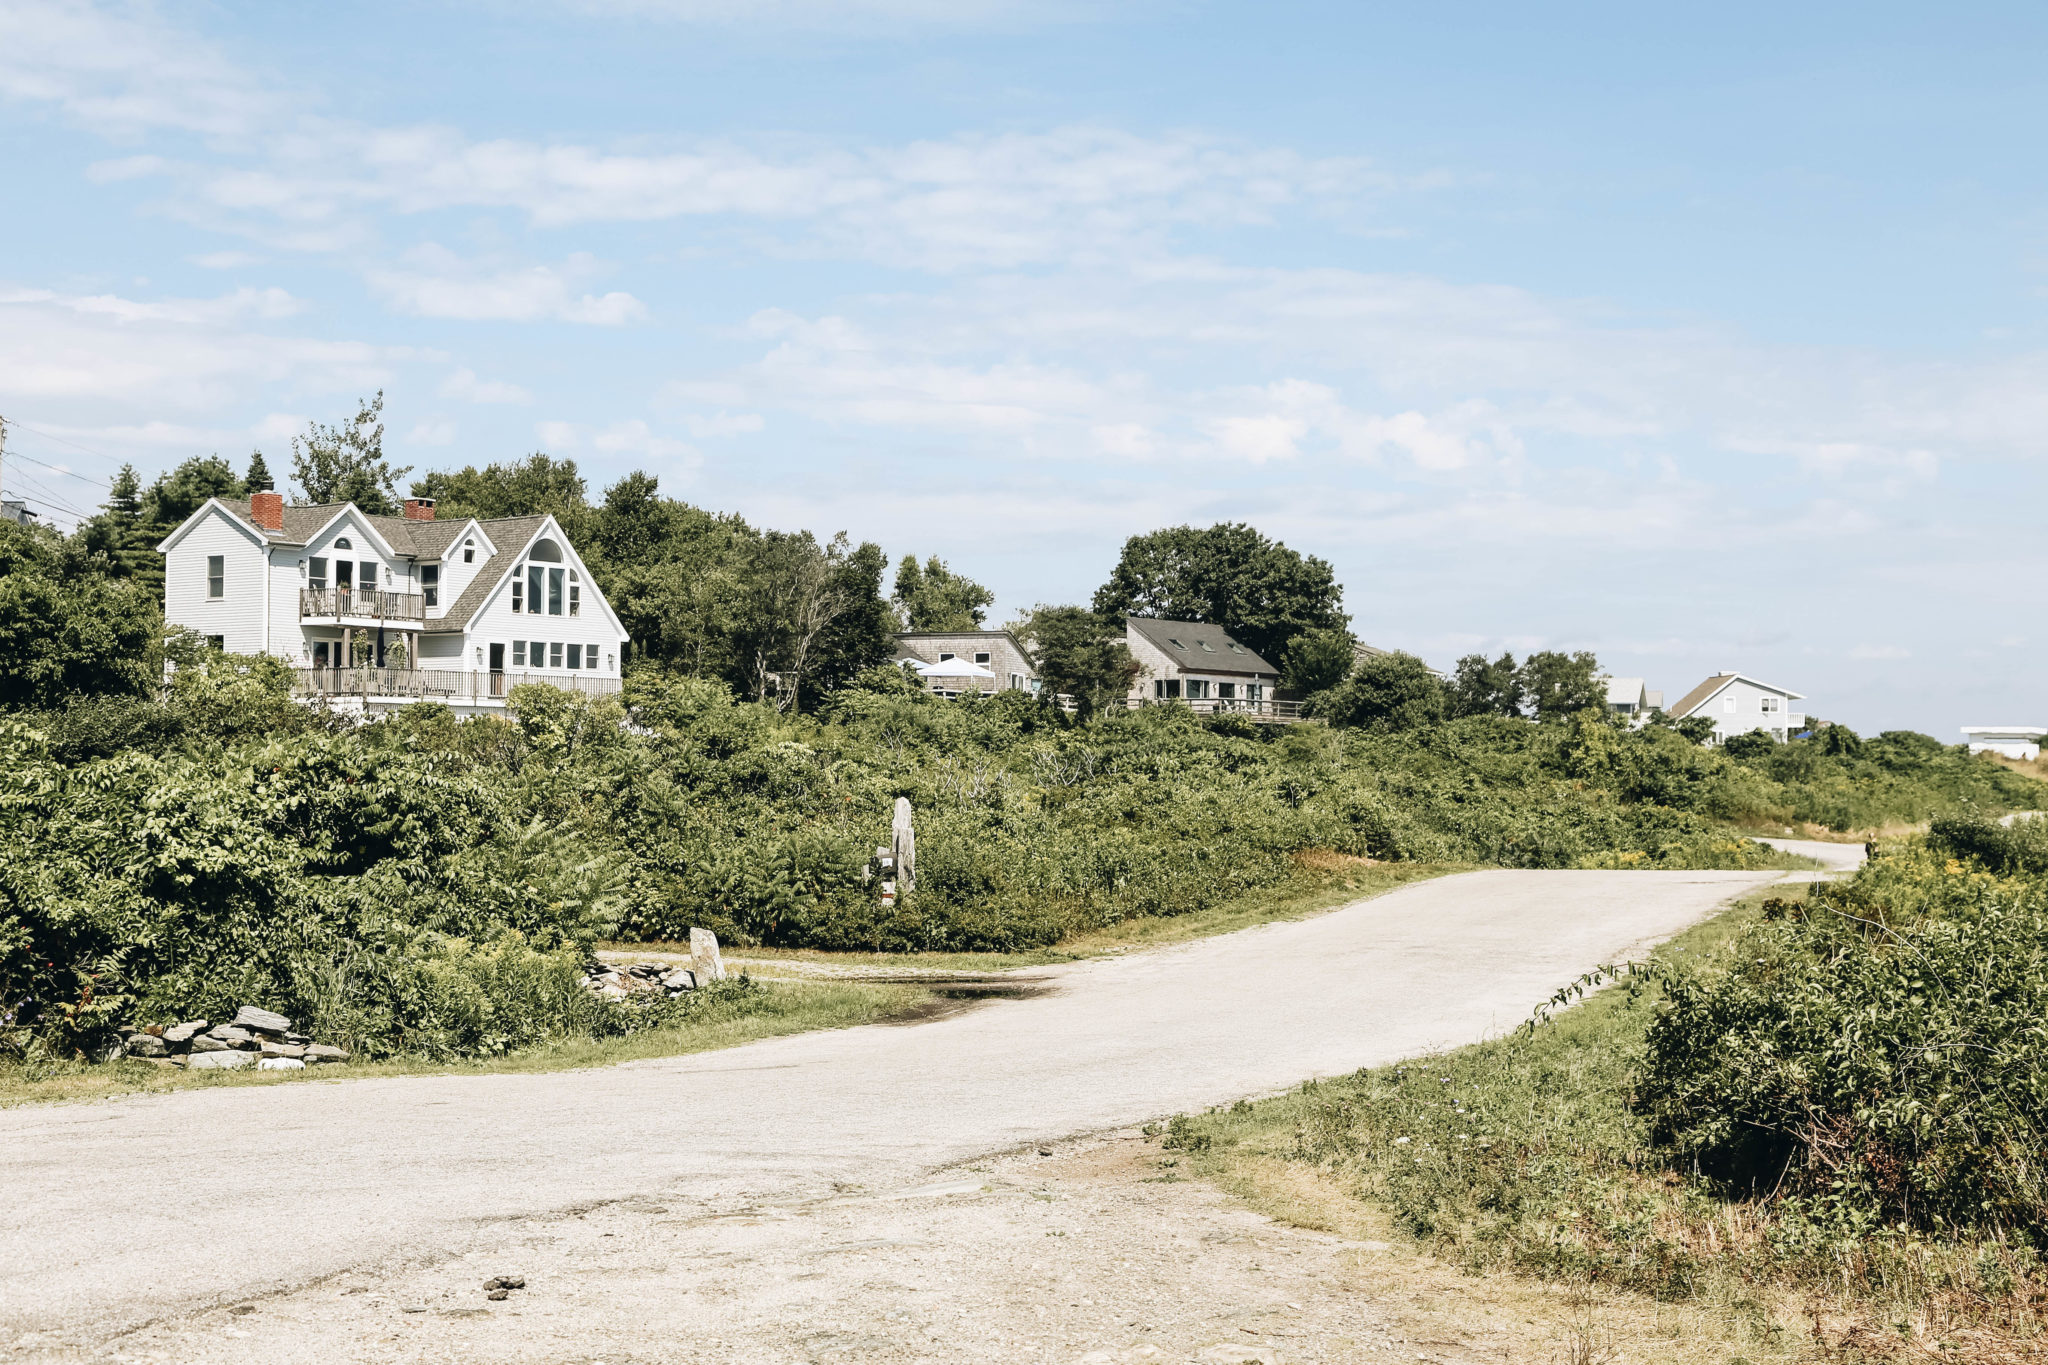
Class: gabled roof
1124,617,1277,675
894,629,1039,671
1667,671,1806,719
182,498,486,561
1603,676,1647,707
421,515,551,634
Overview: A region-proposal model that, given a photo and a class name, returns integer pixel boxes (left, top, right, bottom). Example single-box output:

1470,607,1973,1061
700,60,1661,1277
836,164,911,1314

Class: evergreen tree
244,450,274,492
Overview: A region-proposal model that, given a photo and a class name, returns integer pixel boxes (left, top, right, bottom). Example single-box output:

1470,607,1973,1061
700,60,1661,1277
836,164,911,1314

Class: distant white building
1602,676,1664,719
894,630,1040,696
1962,726,2046,760
1667,672,1806,745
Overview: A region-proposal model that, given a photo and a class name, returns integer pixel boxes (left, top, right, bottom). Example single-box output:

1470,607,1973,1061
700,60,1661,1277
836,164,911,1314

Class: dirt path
0,869,1784,1360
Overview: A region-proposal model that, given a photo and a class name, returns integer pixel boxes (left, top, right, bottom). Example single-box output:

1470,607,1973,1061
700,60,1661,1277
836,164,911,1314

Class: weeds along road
1,868,1791,1352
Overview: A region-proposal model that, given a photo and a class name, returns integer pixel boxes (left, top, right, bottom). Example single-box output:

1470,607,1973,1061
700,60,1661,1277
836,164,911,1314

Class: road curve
0,868,1780,1347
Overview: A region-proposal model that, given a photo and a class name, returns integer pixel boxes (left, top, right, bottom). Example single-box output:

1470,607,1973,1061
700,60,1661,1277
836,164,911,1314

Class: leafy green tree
1091,522,1346,665
1283,627,1358,696
243,450,274,493
893,554,995,632
1518,650,1603,722
0,522,159,707
813,541,897,697
140,455,243,533
1449,652,1524,718
1016,606,1136,718
1720,729,1777,760
1310,651,1446,732
290,392,411,512
411,452,589,528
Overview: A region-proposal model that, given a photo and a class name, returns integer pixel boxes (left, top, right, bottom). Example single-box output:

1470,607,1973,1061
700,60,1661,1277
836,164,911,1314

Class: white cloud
407,419,458,446
368,247,647,325
438,367,534,405
1849,644,1912,661
0,0,277,137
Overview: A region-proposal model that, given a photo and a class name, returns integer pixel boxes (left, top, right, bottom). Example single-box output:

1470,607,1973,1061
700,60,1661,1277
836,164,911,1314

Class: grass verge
1162,884,2047,1361
0,979,927,1109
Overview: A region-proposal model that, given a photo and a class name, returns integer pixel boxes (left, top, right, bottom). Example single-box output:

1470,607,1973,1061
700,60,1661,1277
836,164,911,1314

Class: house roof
1603,676,1647,706
1667,671,1806,719
207,497,484,561
1123,617,1277,675
894,629,1039,671
421,514,551,634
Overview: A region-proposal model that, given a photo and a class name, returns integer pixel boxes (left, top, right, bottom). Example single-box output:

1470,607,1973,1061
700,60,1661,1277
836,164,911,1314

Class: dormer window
1200,641,1215,652
1167,638,1185,650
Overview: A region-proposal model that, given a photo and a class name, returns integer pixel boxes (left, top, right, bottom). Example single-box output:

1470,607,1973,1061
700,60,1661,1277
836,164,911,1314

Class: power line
0,417,133,471
4,444,114,491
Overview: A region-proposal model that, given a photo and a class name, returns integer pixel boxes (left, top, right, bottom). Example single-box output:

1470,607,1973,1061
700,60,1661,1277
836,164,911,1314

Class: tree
1091,522,1346,666
1518,650,1603,723
727,531,875,711
290,392,411,513
1720,729,1777,760
412,452,588,526
140,455,243,532
1449,652,1525,718
243,450,274,493
0,521,159,707
1310,651,1446,732
77,465,158,583
893,554,994,632
1283,628,1357,696
811,541,896,697
1015,607,1137,719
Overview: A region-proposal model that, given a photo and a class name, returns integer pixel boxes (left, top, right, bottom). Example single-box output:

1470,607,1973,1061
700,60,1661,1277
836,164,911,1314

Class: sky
2,0,2045,738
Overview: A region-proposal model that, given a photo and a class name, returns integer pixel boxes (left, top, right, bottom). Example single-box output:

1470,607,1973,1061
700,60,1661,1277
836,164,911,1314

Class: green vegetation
1169,829,2048,1349
5,411,2045,1080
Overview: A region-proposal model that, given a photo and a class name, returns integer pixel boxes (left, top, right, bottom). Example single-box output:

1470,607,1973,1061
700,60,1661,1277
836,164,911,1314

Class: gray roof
422,514,550,634
1667,671,1806,719
1124,617,1277,675
215,498,478,561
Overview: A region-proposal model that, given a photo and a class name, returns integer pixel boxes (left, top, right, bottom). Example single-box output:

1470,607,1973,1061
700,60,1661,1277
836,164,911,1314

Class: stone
486,1289,509,1301
284,1033,312,1045
161,1020,209,1045
123,1034,169,1059
690,927,727,984
259,1041,307,1059
207,1024,258,1047
303,1044,350,1064
256,1057,304,1071
661,968,697,992
483,1276,525,1291
231,1005,293,1036
186,1034,229,1054
184,1050,255,1071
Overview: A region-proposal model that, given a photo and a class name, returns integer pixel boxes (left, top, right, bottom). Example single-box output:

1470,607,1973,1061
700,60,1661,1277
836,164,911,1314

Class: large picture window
528,565,544,614
206,554,224,599
548,567,563,615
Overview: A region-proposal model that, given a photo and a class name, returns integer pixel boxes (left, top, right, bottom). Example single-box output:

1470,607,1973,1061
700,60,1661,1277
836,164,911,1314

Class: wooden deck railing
299,589,426,622
1126,696,1303,721
291,668,622,701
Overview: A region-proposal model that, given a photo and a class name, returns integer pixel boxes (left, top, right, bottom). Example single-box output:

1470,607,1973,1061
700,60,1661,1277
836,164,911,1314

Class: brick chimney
403,497,437,522
249,490,284,532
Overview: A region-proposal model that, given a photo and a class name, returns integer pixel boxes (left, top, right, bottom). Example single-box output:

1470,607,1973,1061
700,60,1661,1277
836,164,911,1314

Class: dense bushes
1638,823,2048,1238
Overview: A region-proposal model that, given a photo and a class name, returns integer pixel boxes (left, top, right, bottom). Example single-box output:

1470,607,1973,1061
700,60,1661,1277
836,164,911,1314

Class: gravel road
0,868,1784,1358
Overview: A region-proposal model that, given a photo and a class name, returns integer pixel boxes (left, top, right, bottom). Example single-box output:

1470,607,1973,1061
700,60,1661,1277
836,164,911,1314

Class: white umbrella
915,659,998,679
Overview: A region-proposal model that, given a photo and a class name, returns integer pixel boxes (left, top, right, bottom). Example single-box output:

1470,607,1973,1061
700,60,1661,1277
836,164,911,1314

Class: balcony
1050,695,1304,722
299,589,425,624
291,667,622,704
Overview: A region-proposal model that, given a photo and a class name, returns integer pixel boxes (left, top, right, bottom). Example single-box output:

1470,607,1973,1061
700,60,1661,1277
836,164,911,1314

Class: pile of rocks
581,927,729,1002
117,1006,350,1071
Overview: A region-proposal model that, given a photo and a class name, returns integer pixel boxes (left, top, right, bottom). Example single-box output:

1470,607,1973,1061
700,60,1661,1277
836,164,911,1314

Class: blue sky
3,1,2045,737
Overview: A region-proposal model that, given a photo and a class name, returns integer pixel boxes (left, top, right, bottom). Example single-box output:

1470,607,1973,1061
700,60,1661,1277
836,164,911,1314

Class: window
421,564,439,608
205,634,224,651
309,557,328,591
313,641,330,667
569,571,580,617
463,539,475,564
335,560,353,590
528,565,543,614
1199,640,1215,652
1154,678,1181,699
567,643,582,670
512,575,524,612
606,652,614,672
1247,683,1264,702
939,652,956,661
548,567,563,615
359,561,377,591
1219,682,1237,699
1167,638,1185,650
1760,696,1780,713
513,642,527,667
530,641,544,667
476,647,485,666
334,537,352,550
1228,644,1243,654
973,651,991,665
529,538,563,562
1186,679,1211,699
206,554,224,599
549,642,563,668
1724,697,1737,713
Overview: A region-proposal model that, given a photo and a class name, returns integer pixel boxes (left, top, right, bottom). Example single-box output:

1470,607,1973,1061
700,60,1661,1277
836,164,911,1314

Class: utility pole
0,413,8,514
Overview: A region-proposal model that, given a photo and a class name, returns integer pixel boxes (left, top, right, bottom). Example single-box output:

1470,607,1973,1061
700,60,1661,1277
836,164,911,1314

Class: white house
1603,676,1665,719
157,491,629,715
1962,726,2046,760
1123,617,1289,719
1667,671,1806,745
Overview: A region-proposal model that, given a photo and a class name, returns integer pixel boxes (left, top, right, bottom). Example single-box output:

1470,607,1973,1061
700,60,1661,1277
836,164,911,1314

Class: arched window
528,538,563,562
463,539,475,564
334,536,353,550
